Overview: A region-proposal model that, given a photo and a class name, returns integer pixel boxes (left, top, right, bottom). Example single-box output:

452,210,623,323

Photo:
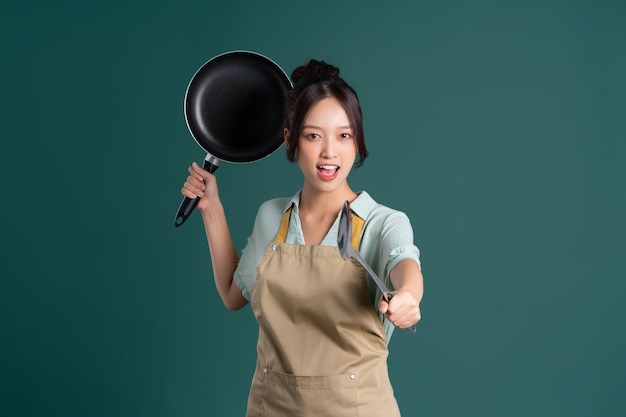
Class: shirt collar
282,189,378,219
350,191,378,220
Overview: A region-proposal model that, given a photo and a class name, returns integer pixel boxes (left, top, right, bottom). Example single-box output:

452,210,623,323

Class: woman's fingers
381,291,421,329
181,163,208,198
189,162,207,182
181,162,219,208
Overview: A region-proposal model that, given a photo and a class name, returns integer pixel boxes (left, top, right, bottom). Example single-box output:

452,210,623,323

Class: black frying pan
174,51,292,227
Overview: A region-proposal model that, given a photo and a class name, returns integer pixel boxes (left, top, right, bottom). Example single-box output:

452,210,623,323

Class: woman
182,59,423,416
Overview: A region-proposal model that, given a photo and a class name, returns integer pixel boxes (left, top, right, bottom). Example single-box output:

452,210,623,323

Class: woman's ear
283,128,290,147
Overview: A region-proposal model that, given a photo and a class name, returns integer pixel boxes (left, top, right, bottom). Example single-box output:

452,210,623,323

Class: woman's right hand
181,161,220,211
181,162,247,310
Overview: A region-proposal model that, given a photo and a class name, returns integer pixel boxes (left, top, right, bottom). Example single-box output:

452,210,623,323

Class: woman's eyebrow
302,124,352,129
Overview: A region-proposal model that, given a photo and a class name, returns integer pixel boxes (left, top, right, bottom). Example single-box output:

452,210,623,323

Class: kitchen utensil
174,50,292,227
338,201,416,333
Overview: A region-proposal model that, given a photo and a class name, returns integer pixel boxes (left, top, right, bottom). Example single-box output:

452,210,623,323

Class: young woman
181,59,423,417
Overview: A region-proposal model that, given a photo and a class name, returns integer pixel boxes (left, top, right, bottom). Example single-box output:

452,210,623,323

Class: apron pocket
260,368,357,417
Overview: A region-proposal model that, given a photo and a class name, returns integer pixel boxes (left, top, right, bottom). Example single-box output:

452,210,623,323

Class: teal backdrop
1,0,624,416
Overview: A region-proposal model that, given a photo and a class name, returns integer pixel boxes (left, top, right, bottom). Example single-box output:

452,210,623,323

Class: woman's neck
299,184,358,218
297,185,358,245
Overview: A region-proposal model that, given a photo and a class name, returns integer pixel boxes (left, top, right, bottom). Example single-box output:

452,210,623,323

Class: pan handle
174,154,221,227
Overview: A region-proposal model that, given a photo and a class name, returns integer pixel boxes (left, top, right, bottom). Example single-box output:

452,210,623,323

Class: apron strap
273,206,292,244
273,206,365,251
351,212,365,251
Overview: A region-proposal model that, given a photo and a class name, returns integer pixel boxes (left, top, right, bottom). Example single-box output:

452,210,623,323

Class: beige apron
245,207,401,417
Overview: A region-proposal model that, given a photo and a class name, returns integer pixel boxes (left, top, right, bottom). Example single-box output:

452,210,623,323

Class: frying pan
174,51,292,227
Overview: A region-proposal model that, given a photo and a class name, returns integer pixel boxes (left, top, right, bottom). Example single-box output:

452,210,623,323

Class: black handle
174,156,220,227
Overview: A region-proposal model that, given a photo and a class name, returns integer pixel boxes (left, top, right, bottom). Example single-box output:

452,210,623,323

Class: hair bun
291,59,342,87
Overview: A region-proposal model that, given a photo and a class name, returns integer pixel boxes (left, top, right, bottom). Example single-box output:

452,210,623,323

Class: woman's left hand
378,289,421,330
382,259,424,330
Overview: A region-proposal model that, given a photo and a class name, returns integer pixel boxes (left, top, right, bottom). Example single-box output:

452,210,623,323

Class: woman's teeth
316,164,339,181
317,165,338,172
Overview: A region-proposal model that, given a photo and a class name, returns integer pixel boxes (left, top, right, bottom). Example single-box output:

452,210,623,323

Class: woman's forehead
303,97,350,127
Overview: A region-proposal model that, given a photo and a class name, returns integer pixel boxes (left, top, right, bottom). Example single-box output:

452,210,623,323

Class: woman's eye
305,133,320,140
340,133,353,139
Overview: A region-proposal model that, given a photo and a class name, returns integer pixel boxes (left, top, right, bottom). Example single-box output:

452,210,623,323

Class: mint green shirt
233,190,421,342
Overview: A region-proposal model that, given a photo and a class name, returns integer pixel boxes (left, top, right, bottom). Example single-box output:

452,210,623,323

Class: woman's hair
284,60,368,167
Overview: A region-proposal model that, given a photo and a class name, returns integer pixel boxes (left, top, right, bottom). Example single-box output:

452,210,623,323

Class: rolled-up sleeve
381,211,422,274
357,204,421,298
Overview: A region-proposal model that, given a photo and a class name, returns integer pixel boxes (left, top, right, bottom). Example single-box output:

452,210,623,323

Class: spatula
337,201,416,333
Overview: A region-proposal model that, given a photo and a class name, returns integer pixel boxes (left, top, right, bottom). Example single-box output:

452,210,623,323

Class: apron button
263,368,268,374
350,374,356,380
272,244,279,251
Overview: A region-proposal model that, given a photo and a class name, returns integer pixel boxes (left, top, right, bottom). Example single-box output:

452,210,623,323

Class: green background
2,0,624,416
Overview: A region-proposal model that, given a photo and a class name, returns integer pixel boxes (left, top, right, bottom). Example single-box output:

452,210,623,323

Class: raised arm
182,162,248,310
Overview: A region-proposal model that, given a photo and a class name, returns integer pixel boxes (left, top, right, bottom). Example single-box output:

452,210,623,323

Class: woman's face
293,97,357,194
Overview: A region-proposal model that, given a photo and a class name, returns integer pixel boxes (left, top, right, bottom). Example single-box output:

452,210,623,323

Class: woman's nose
320,138,336,158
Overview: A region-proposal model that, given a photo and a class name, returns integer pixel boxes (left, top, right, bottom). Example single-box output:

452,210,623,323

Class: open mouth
317,165,339,180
